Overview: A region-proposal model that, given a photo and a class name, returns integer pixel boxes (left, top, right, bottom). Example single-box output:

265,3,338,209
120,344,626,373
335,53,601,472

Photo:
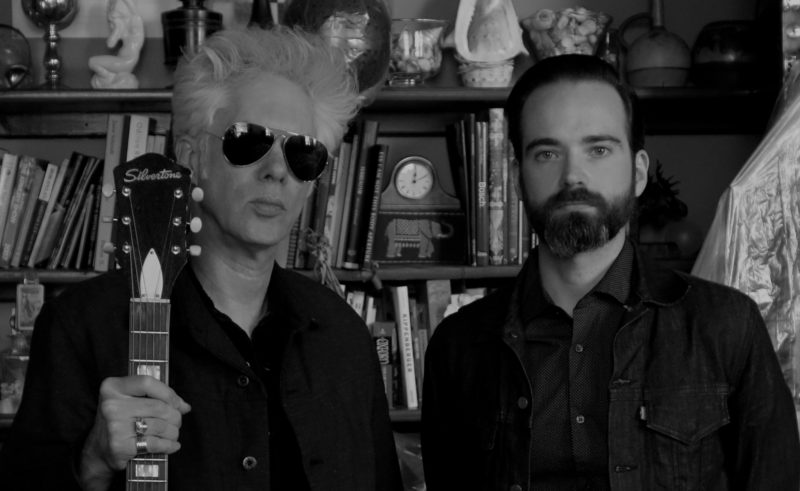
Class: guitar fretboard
127,298,171,491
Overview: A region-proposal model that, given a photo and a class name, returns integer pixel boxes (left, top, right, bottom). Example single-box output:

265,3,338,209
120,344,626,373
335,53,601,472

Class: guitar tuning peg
101,183,115,198
102,242,115,254
189,217,202,233
191,187,204,203
188,245,202,257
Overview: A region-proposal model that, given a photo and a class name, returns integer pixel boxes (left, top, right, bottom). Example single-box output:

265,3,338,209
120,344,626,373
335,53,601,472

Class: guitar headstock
112,153,192,300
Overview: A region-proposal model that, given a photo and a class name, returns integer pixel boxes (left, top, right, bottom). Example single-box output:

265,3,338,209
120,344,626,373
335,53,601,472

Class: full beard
528,185,636,259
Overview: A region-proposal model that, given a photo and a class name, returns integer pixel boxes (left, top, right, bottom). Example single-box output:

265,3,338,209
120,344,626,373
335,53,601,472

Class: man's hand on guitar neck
77,375,192,491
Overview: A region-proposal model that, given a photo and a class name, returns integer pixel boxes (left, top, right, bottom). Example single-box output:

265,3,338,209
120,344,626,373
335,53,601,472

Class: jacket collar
171,263,318,371
631,243,691,307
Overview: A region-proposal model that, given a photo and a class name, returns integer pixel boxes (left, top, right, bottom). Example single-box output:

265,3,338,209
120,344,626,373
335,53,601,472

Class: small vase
625,0,690,87
691,20,759,88
161,0,223,66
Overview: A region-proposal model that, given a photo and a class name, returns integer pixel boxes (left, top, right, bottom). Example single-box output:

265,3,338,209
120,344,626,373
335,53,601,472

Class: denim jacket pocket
645,385,730,444
643,385,731,490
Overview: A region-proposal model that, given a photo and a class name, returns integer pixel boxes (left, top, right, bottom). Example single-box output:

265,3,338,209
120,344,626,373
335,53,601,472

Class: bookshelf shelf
0,87,774,136
333,264,522,283
0,270,97,283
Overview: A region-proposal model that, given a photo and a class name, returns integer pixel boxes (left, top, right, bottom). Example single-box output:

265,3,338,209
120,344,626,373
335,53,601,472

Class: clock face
395,158,435,200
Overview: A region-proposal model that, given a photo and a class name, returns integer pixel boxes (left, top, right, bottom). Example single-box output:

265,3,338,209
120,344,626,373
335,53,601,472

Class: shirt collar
520,239,636,321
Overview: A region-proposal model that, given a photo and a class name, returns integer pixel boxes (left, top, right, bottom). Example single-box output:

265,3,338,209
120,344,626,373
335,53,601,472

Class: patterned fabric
693,78,800,423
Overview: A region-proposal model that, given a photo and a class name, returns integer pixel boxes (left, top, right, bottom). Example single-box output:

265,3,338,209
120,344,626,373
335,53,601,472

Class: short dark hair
505,54,643,160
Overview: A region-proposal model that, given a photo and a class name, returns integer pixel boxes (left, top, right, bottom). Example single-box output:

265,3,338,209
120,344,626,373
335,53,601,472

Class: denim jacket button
237,375,250,387
242,456,258,470
510,485,523,491
517,396,529,409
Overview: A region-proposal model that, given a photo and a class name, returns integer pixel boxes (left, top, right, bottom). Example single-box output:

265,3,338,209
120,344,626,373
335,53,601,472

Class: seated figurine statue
88,0,144,89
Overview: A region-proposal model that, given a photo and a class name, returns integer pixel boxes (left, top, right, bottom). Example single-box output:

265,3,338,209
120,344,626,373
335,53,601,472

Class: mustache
546,187,607,210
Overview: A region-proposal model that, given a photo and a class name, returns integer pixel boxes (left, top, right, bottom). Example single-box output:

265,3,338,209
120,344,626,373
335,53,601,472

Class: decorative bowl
520,7,611,61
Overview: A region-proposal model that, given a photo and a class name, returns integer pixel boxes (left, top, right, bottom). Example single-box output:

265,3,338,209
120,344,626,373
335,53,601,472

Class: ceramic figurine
88,0,144,89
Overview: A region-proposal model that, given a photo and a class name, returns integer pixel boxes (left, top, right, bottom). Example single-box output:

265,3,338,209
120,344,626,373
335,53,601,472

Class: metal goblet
20,0,78,89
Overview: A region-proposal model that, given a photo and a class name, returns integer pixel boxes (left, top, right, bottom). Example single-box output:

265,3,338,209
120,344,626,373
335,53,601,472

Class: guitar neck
127,298,171,491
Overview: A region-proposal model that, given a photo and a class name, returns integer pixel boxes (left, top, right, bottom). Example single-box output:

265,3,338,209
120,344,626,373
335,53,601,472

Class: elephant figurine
384,218,454,259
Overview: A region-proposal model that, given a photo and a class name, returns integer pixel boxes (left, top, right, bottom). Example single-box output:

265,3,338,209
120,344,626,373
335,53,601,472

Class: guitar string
126,186,152,488
128,180,183,488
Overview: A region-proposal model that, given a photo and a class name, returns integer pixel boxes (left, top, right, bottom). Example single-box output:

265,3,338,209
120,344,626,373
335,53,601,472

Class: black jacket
422,247,800,490
0,265,402,490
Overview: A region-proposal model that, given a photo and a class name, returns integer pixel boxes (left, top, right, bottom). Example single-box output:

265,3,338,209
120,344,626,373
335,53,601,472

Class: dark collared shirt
520,242,635,490
190,270,311,491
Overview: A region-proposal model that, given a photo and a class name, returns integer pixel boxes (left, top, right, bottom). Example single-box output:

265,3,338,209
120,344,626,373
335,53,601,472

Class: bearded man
421,55,799,491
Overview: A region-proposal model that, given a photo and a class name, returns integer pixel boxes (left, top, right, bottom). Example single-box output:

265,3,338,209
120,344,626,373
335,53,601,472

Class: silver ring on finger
134,417,147,437
135,435,149,455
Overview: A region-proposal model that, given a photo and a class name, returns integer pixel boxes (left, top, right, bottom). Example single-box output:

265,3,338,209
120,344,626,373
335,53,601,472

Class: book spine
520,207,531,263
72,184,97,270
487,108,506,265
371,321,395,409
0,153,19,246
93,113,125,272
326,140,351,263
28,157,67,267
19,161,58,267
390,285,418,409
311,161,333,235
475,120,489,266
85,181,103,269
48,156,102,268
361,144,388,269
506,139,520,265
62,190,92,269
125,114,151,162
464,114,477,266
0,158,35,268
343,120,379,270
10,160,46,268
336,126,362,268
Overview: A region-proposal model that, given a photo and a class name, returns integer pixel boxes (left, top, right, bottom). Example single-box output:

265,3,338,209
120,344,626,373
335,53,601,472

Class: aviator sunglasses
207,122,331,182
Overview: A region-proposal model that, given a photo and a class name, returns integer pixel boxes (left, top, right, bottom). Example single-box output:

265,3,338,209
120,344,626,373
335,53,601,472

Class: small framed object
16,276,44,332
374,155,466,265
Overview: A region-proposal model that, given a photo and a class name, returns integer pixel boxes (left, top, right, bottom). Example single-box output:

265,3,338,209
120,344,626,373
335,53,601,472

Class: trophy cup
21,0,78,89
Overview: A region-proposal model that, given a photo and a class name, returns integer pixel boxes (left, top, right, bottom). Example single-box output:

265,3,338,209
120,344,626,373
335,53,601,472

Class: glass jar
0,317,30,415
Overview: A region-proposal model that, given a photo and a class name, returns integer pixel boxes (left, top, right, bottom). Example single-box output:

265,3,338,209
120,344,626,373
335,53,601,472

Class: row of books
281,109,540,272
283,119,388,271
447,108,538,267
0,113,166,271
344,279,486,410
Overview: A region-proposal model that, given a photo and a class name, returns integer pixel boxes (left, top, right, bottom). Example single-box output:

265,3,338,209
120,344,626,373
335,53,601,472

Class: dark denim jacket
0,266,402,491
422,248,800,491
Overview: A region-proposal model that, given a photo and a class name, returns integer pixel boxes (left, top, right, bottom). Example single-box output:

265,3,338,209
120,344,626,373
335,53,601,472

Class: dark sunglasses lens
222,124,274,166
284,135,329,181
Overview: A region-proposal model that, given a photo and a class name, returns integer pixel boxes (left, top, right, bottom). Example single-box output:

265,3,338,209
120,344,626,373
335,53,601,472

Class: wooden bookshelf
0,86,774,136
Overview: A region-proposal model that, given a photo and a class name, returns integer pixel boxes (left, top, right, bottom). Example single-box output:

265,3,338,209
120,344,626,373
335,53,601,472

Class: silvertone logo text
124,168,183,183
